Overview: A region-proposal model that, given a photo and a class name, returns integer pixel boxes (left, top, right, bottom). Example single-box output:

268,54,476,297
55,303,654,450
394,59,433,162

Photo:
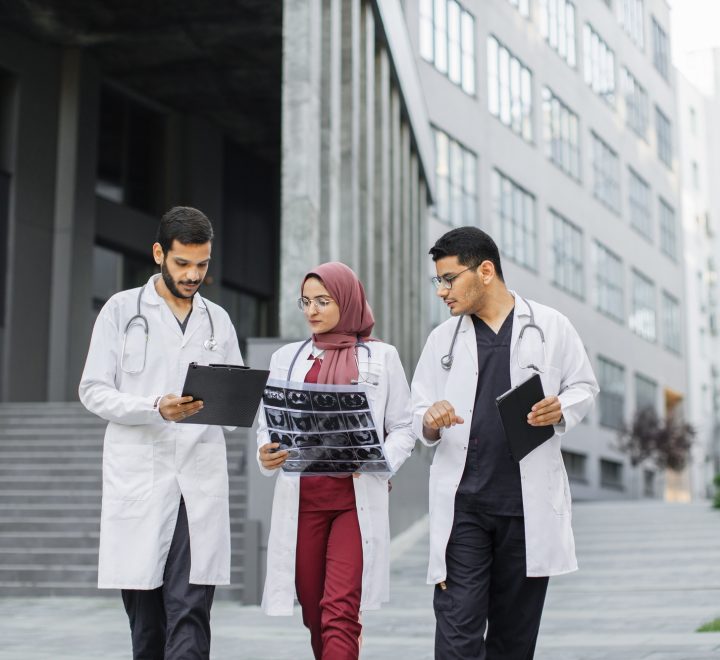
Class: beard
161,260,202,300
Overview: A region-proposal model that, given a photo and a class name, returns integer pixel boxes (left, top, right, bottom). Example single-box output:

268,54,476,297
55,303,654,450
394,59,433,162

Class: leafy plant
617,407,695,472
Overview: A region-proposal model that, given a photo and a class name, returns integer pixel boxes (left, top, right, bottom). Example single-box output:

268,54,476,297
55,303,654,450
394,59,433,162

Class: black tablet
178,362,270,427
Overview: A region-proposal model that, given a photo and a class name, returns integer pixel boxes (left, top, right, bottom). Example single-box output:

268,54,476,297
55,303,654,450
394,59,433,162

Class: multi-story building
403,0,686,499
676,49,720,499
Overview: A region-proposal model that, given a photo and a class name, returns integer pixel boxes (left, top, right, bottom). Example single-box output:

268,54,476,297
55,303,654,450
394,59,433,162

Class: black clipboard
495,373,554,462
178,362,270,427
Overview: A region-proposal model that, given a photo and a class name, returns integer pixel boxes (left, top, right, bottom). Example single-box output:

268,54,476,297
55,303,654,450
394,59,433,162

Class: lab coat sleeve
554,315,600,436
78,303,164,426
411,332,442,448
380,346,417,474
256,350,280,478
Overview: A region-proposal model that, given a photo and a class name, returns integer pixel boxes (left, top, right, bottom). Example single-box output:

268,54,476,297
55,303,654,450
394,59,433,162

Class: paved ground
1,501,720,659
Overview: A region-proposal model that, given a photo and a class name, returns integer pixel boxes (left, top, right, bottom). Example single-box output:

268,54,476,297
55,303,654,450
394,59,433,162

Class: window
655,106,673,168
491,169,537,270
96,85,166,215
628,168,652,240
635,373,657,414
692,161,700,190
618,0,644,49
652,17,669,80
583,24,616,104
643,469,655,497
542,87,581,180
630,269,656,342
562,450,587,482
600,458,624,489
539,0,576,67
420,0,476,95
487,36,533,142
433,128,478,226
594,241,624,322
507,0,530,17
662,291,681,354
658,197,677,260
621,67,648,138
591,132,620,213
91,244,156,312
551,210,584,299
598,357,625,430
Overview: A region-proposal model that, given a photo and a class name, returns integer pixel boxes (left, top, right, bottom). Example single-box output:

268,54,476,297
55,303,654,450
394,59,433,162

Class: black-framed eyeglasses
431,265,478,290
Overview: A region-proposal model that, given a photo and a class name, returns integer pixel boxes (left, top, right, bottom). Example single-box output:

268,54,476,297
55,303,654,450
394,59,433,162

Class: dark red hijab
303,262,376,385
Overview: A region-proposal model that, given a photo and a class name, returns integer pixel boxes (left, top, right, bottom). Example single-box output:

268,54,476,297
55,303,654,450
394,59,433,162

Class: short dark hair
156,206,214,254
429,226,504,281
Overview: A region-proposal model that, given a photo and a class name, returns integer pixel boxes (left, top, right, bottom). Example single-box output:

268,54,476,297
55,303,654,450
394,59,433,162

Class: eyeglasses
431,265,478,290
297,296,335,312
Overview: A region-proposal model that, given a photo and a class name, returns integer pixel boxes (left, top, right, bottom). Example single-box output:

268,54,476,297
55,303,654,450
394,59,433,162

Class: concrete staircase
0,403,250,600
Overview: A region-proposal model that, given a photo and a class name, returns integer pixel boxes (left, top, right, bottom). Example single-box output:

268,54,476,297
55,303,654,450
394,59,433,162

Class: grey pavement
1,501,720,659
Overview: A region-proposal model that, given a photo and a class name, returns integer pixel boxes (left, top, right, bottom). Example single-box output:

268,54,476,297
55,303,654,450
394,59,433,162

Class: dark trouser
434,510,549,660
121,499,215,660
295,507,363,660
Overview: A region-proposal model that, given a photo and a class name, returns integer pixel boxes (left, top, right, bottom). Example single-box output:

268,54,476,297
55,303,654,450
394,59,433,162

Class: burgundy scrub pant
295,507,364,660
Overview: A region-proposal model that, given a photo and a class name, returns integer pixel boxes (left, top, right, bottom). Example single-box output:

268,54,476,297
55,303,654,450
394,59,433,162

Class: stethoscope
440,296,546,373
121,284,217,374
286,337,378,386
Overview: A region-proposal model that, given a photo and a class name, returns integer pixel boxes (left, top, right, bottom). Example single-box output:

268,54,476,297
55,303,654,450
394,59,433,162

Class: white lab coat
79,275,243,589
256,340,416,615
412,292,599,582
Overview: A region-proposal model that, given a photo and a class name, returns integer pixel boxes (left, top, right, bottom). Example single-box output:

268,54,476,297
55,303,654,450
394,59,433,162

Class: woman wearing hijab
256,262,416,659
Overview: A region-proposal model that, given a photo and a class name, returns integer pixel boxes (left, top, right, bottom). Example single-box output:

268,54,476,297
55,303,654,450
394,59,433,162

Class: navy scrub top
454,309,524,517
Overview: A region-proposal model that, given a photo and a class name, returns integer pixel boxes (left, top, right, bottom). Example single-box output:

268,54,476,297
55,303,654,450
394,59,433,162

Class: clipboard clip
188,362,249,370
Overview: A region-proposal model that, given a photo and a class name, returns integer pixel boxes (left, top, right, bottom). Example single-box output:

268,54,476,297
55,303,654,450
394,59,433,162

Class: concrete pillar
48,49,100,401
319,0,342,263
359,3,376,297
280,0,323,338
0,31,60,401
389,87,402,348
374,48,392,341
340,0,361,270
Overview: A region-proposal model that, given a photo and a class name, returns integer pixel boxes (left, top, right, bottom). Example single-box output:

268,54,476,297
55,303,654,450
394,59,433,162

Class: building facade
0,0,435,403
676,50,720,499
403,0,687,499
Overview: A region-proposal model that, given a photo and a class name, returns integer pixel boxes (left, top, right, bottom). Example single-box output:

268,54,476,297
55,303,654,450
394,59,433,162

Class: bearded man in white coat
79,207,243,660
412,227,598,660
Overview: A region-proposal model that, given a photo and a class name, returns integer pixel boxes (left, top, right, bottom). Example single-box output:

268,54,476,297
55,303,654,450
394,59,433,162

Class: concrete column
280,0,323,338
340,0,361,270
400,122,412,368
374,48,392,341
47,49,100,401
389,87,402,348
0,31,60,401
359,2,376,296
319,0,342,263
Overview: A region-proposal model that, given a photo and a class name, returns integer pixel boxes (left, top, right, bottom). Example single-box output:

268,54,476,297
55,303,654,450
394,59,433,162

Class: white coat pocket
548,457,571,515
104,443,154,501
195,443,229,498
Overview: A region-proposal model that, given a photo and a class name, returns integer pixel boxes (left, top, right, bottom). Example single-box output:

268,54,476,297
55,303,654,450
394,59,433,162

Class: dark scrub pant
434,510,549,660
121,499,215,660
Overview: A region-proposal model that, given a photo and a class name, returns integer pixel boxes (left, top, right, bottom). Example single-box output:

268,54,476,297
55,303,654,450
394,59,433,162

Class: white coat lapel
181,295,207,347
145,275,185,342
509,291,532,387
458,315,477,365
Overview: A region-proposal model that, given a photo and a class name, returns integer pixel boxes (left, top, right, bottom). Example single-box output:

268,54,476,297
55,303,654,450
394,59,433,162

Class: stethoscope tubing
440,296,545,372
286,337,373,385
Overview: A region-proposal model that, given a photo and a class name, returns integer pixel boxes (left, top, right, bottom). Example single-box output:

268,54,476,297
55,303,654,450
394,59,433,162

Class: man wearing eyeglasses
411,227,598,659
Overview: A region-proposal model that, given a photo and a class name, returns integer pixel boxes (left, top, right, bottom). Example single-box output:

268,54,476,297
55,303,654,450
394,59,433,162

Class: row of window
504,0,670,80
421,3,674,167
432,131,682,352
596,356,664,430
563,450,656,495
